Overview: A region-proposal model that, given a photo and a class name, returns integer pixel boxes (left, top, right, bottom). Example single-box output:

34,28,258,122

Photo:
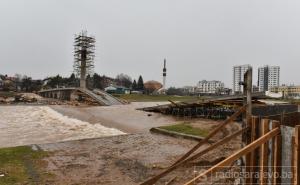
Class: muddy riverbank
51,102,177,133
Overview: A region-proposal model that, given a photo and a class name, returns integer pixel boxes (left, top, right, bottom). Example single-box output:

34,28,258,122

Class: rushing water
0,106,125,148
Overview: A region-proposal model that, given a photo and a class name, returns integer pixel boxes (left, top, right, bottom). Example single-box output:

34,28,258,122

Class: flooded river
0,102,176,148
0,106,125,148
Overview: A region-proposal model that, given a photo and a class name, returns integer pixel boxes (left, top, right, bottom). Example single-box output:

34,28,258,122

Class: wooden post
272,121,281,185
294,125,300,185
259,119,270,185
250,116,259,184
291,136,295,184
242,68,253,131
244,68,253,185
245,68,253,126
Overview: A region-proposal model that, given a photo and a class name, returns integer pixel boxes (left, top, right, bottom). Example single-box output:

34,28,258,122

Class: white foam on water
0,106,125,148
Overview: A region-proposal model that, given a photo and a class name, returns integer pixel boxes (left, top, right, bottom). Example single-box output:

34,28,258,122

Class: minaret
163,59,167,89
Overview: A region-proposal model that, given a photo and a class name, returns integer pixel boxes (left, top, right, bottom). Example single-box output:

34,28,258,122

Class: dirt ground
35,121,242,185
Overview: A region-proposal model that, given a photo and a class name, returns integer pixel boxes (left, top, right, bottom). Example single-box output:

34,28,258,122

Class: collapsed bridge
39,88,124,106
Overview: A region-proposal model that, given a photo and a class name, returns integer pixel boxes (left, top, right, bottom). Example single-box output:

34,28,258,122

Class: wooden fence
184,118,300,185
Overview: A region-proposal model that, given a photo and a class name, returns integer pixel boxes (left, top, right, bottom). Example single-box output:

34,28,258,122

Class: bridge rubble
140,92,295,120
39,88,124,106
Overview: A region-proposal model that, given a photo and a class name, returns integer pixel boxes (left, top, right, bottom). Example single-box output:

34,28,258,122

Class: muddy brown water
0,102,177,148
51,102,177,133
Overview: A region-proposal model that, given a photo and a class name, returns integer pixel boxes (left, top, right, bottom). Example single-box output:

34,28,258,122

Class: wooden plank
259,119,270,185
140,127,247,185
294,125,300,185
249,116,259,184
273,134,282,185
183,127,280,185
245,143,252,184
291,136,295,184
168,100,179,107
272,121,281,185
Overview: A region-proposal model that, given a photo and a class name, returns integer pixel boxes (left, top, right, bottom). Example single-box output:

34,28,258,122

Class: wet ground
38,133,198,185
51,102,176,133
34,127,241,185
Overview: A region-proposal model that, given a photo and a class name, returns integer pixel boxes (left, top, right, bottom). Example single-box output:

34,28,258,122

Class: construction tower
74,31,95,88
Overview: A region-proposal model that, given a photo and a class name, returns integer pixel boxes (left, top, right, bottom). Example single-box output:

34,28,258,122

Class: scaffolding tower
74,31,95,88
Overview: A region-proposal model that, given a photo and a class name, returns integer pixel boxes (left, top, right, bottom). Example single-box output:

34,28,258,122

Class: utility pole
240,68,253,185
245,68,253,128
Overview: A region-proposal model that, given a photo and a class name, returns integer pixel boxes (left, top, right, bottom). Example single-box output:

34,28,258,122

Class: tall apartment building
233,64,252,94
258,65,280,92
197,80,224,94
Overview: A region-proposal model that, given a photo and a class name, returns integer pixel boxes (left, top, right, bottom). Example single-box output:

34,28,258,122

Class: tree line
0,74,43,92
1,73,195,96
0,73,145,92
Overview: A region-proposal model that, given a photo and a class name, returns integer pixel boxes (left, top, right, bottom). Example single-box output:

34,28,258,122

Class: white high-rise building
233,64,252,94
258,66,268,92
268,66,280,90
258,65,280,92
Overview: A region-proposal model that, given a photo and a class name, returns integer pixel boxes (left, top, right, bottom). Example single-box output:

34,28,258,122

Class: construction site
0,68,299,185
3,0,300,184
0,32,300,185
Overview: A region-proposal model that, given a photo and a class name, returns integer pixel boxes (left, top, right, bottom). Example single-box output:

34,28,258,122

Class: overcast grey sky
1,0,300,88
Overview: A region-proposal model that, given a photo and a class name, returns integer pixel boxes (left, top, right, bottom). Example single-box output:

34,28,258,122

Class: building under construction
74,31,95,89
39,31,124,106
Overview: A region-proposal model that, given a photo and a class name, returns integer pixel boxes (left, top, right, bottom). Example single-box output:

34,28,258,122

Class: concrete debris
39,88,125,106
0,97,15,104
15,93,43,103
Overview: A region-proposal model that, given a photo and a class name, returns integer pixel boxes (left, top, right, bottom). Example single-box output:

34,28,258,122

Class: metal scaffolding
73,31,95,88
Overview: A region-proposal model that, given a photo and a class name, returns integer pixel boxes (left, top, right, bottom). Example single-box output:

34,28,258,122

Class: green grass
0,146,49,185
114,94,203,102
159,122,209,137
